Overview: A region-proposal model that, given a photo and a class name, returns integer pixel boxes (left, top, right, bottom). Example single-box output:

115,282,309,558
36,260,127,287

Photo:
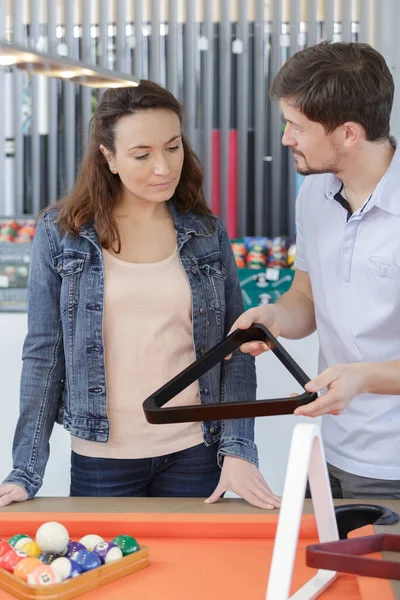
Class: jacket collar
80,201,214,241
167,201,214,236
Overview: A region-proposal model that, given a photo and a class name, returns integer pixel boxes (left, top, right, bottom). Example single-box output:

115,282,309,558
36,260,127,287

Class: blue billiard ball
69,549,101,572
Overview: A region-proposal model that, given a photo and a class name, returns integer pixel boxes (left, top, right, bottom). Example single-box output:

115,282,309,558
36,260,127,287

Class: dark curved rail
143,323,318,424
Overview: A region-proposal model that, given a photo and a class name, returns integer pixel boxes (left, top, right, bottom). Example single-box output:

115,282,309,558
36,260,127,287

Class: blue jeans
70,443,221,497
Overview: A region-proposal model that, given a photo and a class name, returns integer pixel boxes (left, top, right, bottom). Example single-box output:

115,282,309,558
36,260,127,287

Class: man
231,41,400,499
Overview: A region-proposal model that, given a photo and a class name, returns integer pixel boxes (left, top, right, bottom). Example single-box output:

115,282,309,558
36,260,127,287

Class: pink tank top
71,247,203,459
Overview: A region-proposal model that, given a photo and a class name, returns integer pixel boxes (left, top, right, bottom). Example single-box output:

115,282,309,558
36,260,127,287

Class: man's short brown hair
270,41,394,141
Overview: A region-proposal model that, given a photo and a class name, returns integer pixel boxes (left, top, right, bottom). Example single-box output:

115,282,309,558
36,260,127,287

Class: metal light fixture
0,40,139,88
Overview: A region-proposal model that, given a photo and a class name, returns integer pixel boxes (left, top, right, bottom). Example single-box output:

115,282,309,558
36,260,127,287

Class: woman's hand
0,483,29,507
205,456,281,510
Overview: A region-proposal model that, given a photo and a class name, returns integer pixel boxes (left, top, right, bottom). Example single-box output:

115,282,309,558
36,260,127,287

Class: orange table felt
0,511,394,600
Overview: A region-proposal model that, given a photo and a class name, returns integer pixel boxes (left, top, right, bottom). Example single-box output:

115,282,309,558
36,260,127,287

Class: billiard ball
79,534,104,551
65,541,86,558
27,565,62,586
0,549,28,572
13,557,42,581
93,541,123,564
36,522,69,554
0,541,12,559
38,551,61,565
21,541,41,558
8,534,30,549
111,535,139,555
51,557,82,580
69,549,101,572
14,536,33,551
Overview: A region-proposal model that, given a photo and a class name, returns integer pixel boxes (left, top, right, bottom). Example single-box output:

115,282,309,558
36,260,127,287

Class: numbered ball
69,549,101,572
13,557,42,581
79,534,104,551
65,541,86,558
27,565,62,586
111,535,139,555
51,557,82,581
36,522,69,554
93,541,123,564
0,550,28,572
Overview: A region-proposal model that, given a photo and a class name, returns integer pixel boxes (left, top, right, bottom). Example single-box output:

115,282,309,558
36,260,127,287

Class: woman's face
100,108,184,205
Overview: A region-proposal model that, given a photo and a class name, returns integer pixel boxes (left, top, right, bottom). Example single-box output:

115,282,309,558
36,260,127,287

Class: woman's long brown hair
54,80,213,250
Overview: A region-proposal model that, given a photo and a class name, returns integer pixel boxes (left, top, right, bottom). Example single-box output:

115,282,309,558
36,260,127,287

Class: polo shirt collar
324,137,400,217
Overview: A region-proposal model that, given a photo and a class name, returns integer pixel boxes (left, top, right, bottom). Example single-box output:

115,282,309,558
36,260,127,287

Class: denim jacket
4,202,257,498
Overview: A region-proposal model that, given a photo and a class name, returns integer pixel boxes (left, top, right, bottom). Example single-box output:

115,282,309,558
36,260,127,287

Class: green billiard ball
111,535,139,555
8,534,31,549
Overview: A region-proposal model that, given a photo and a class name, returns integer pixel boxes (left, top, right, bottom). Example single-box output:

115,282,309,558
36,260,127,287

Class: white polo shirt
294,144,400,480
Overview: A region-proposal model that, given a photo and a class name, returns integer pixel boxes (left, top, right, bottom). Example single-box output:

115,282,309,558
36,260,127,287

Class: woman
0,80,279,509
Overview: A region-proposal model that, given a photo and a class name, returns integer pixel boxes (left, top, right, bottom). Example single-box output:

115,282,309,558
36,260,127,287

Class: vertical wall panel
270,0,283,235
46,0,57,205
117,0,127,72
324,0,335,41
150,0,160,82
389,0,400,139
254,0,265,235
184,0,196,147
0,0,6,213
306,0,317,46
288,0,301,235
64,0,76,192
99,0,108,67
219,0,232,225
372,0,382,56
134,0,143,78
237,0,249,236
30,0,41,214
358,0,370,43
81,0,92,154
167,0,178,96
342,0,352,41
202,0,213,207
12,0,24,214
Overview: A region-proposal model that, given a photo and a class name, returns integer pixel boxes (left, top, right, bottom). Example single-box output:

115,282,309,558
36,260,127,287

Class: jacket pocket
199,262,226,312
58,255,85,313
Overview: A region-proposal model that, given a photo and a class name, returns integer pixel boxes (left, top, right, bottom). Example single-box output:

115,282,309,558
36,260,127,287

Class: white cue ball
36,522,70,554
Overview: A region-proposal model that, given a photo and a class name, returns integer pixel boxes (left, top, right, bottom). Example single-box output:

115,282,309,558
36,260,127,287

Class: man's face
280,98,344,176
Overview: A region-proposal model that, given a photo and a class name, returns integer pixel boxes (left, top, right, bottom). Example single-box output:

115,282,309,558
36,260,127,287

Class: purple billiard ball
93,541,123,565
69,549,101,572
65,541,86,558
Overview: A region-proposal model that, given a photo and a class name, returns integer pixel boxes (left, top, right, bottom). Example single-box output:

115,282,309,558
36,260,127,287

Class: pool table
0,497,399,600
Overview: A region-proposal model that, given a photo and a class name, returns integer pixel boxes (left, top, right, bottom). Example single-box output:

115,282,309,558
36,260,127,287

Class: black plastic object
334,504,400,540
143,323,318,424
